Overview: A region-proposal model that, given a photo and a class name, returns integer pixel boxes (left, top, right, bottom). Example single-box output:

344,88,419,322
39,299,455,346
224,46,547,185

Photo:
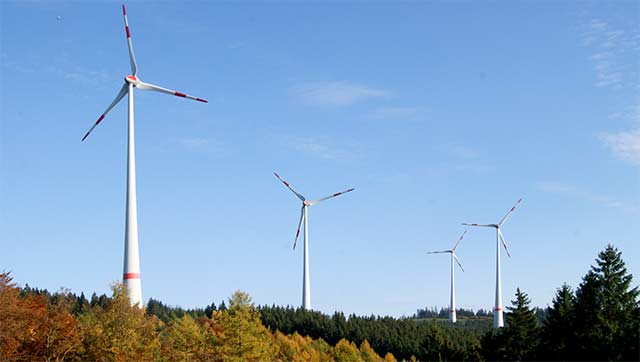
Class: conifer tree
502,288,540,360
541,284,576,360
574,244,639,360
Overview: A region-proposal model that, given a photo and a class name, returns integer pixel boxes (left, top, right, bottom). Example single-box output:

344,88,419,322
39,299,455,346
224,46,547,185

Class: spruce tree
541,284,576,360
574,244,639,360
502,288,540,360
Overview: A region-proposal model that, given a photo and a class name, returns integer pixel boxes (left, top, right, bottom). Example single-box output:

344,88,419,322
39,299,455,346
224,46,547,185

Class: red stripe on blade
96,115,105,125
196,98,208,103
123,273,140,280
122,4,126,15
175,92,186,98
126,26,131,38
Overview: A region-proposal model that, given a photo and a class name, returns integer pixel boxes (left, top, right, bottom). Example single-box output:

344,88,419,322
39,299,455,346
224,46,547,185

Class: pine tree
541,284,576,360
574,244,639,360
502,288,540,360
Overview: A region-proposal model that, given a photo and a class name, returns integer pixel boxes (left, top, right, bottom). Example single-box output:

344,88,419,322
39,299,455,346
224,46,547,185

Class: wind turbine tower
463,199,522,328
274,172,354,310
82,4,207,306
426,230,467,323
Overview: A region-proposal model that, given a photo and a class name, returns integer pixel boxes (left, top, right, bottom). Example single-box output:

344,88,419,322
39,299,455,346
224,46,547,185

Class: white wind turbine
426,230,467,323
82,4,207,307
274,172,354,310
462,198,522,328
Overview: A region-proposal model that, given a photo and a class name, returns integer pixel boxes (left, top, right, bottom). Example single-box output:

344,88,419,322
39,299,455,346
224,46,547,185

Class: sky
1,1,638,318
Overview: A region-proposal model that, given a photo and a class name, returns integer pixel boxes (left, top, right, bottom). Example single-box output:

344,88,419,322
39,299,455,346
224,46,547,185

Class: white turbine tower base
274,172,354,311
302,206,310,309
82,4,207,307
427,230,466,323
463,198,522,328
124,83,142,306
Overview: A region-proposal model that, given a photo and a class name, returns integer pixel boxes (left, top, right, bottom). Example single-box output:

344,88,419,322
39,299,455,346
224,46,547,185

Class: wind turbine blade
293,206,304,250
308,188,355,205
426,250,451,254
273,172,306,201
122,4,138,75
498,229,512,258
498,198,523,226
453,254,464,272
82,84,128,141
461,223,493,227
136,81,208,103
452,230,467,251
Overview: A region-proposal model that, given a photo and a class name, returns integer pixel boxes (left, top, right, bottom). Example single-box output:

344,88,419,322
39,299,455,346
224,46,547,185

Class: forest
1,244,638,361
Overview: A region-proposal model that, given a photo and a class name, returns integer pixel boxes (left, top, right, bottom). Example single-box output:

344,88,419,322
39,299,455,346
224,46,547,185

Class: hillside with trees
1,244,637,361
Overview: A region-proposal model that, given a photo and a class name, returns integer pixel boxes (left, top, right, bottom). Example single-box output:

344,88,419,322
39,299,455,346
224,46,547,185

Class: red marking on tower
123,273,140,280
494,307,503,311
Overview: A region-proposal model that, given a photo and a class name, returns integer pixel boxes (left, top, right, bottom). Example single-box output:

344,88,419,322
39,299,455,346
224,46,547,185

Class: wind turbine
81,4,207,307
462,198,522,328
274,172,354,310
426,230,467,323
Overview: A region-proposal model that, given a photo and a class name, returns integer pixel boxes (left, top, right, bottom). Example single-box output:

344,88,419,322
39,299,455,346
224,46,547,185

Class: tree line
2,277,395,362
1,244,638,361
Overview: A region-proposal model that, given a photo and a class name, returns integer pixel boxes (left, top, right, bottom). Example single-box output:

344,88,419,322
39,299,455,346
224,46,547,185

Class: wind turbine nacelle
125,75,140,86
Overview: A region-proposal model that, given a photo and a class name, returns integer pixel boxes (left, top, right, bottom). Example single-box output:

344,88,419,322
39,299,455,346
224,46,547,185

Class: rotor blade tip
196,98,208,103
122,4,126,14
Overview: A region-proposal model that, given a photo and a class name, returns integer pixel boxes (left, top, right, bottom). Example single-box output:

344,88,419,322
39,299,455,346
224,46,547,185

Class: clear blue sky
1,1,638,317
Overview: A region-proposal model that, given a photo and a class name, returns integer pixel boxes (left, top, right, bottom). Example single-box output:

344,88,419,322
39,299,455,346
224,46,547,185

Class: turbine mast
494,228,504,328
302,205,311,310
450,252,456,323
123,83,142,307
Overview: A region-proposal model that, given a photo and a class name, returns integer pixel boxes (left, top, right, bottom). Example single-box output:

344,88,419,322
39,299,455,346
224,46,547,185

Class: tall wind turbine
274,172,354,310
462,199,522,328
82,4,207,307
426,230,467,323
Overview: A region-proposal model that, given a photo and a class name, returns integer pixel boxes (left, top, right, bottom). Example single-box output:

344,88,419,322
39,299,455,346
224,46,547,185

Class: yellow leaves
160,314,217,361
79,284,161,361
359,340,382,362
334,339,362,362
205,290,276,361
384,352,398,362
273,331,334,362
1,277,387,362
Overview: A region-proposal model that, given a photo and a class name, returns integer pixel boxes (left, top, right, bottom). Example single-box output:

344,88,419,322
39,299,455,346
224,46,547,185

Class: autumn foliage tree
78,283,161,362
0,273,81,362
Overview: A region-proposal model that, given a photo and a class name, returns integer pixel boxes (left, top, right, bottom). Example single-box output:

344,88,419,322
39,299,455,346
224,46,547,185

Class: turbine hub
303,200,311,206
124,75,139,85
